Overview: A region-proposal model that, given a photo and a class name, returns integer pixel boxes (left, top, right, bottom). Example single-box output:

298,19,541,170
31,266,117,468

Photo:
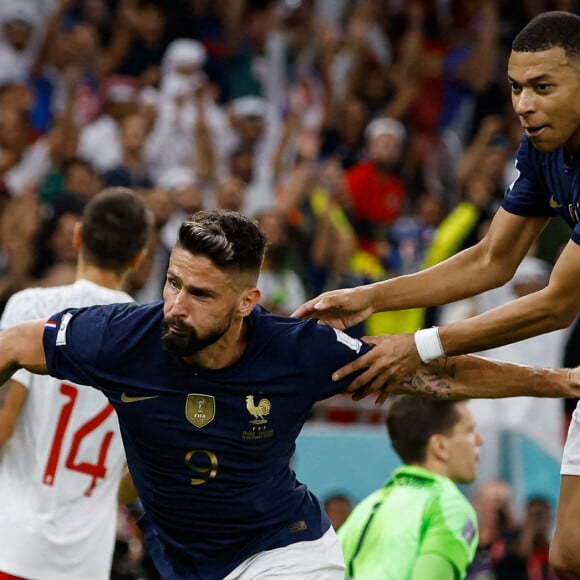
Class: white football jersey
0,280,133,580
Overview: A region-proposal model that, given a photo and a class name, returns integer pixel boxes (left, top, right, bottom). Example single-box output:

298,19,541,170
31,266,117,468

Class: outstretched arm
381,355,580,405
0,320,48,385
333,232,580,397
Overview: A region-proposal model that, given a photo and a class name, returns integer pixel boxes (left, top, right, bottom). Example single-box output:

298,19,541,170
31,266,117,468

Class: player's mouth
169,324,189,335
164,318,191,335
523,124,548,137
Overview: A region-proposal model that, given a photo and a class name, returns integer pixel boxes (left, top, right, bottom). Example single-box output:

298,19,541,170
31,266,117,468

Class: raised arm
0,319,48,385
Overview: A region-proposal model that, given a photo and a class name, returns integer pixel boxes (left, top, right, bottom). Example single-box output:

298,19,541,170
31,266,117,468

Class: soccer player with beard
0,209,578,579
0,209,374,579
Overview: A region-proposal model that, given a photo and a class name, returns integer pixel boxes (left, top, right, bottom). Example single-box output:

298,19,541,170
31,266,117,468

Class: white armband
414,327,445,363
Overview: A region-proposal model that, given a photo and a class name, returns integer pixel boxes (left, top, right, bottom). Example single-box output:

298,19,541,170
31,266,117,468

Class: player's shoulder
251,306,366,368
72,301,163,341
71,299,158,323
253,305,358,342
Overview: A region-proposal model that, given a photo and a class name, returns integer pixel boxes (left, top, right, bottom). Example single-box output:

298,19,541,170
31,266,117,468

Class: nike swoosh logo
549,196,562,208
121,392,160,403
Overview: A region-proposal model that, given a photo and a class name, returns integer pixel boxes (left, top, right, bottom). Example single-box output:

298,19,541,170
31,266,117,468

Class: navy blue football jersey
503,135,580,244
43,302,371,579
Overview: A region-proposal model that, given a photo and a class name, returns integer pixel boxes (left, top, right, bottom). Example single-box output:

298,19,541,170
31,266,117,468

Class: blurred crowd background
0,0,579,577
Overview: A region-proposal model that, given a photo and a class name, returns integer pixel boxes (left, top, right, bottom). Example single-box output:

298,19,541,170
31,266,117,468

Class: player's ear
239,287,261,317
73,222,83,249
428,433,449,462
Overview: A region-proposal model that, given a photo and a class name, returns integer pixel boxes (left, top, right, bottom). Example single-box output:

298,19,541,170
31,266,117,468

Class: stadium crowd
0,0,578,578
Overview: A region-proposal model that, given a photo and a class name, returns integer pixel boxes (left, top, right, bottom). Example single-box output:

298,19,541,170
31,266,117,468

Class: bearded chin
162,321,229,357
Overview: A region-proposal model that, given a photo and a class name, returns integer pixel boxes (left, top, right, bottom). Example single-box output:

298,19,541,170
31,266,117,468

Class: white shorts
562,402,580,475
223,527,345,579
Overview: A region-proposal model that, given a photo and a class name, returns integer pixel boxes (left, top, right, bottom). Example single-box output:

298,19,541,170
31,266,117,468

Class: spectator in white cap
229,95,281,160
147,39,233,181
226,95,281,214
161,39,206,83
365,117,407,145
159,38,208,108
156,166,205,251
344,116,408,256
78,76,140,173
230,97,267,139
0,0,42,84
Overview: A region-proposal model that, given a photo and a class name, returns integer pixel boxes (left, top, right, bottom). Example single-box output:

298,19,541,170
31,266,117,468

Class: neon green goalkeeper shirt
338,465,479,579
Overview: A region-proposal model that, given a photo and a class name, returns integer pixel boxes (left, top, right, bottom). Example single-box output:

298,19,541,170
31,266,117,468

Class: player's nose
513,88,536,116
167,291,187,317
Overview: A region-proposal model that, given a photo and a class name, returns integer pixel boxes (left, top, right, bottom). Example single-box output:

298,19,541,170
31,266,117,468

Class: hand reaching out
292,286,375,330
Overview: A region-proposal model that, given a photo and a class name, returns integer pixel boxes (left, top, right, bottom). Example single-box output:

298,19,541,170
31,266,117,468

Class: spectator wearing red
344,117,407,256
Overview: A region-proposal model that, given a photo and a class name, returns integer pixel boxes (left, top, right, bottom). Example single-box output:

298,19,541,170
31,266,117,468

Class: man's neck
184,317,250,371
76,263,125,291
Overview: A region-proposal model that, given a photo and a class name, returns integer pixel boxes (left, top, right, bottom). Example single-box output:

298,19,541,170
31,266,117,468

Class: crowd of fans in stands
0,0,577,577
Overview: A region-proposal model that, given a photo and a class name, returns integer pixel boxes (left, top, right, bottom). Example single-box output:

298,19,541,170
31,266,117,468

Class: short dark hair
512,11,580,60
177,209,267,279
386,396,461,464
81,187,150,274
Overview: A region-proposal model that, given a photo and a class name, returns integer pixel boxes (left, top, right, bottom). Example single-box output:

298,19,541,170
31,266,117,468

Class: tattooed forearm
397,359,461,400
398,372,452,399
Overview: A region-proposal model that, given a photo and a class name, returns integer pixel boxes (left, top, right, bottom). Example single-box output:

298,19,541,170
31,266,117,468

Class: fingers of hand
350,370,390,401
375,385,392,406
341,344,392,388
350,383,374,401
346,364,383,396
291,303,312,318
336,354,373,384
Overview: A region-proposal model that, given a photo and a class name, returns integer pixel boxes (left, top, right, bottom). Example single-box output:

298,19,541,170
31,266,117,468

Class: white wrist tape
414,327,445,363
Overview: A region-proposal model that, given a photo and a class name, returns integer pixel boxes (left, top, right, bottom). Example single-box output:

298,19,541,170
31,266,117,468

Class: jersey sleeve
43,303,140,389
43,307,107,386
501,136,556,219
418,490,479,578
297,320,373,401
